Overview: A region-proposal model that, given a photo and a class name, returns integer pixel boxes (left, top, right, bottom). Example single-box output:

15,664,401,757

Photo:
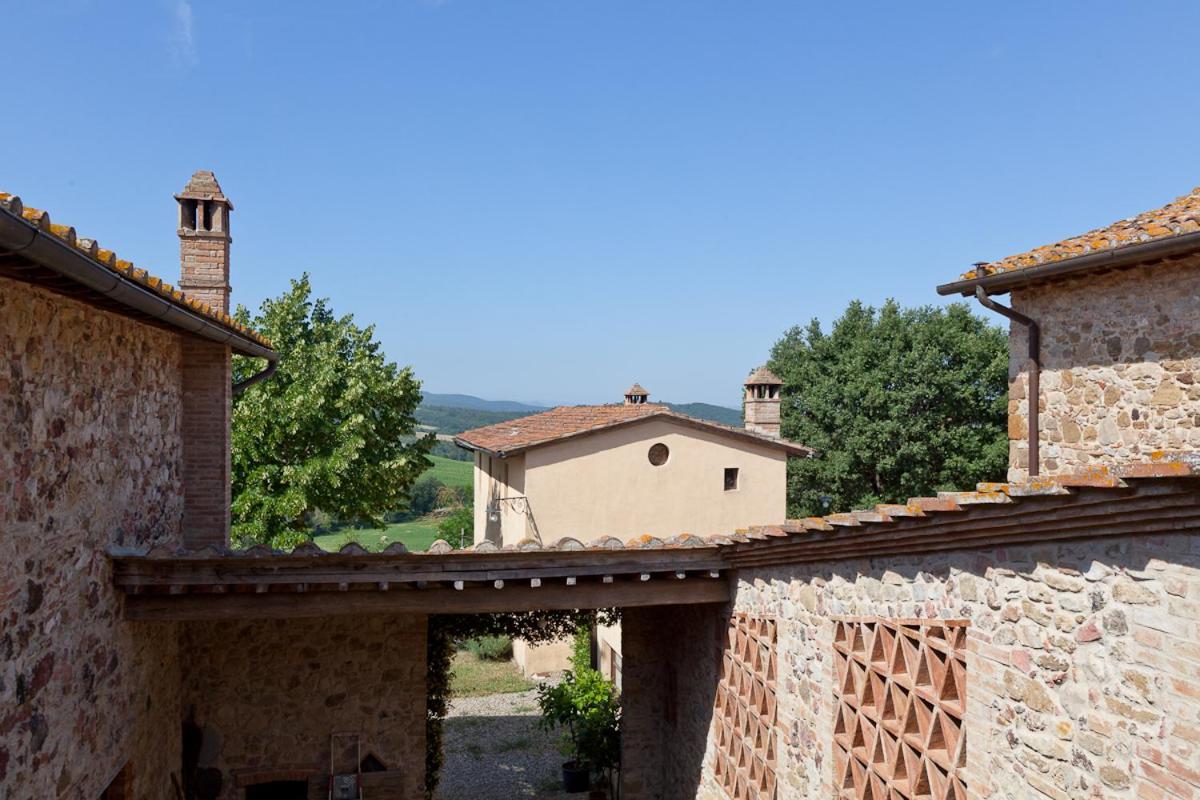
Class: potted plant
536,667,621,795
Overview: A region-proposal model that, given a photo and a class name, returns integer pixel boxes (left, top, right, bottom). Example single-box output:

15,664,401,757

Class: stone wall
0,279,185,798
180,614,428,800
621,604,726,800
1007,260,1200,481
709,532,1200,799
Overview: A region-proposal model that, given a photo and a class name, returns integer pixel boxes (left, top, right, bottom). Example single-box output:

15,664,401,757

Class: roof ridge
455,401,811,456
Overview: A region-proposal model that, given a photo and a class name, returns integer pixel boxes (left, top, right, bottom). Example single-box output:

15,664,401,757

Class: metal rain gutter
973,286,1040,478
0,207,278,362
936,229,1200,297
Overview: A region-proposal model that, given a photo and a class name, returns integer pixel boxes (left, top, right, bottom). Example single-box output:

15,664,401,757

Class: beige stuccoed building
455,373,812,676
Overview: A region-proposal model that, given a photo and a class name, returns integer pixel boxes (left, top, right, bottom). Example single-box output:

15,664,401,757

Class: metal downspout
974,286,1041,478
233,360,278,396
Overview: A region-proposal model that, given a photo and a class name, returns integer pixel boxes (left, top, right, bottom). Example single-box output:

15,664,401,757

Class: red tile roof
0,191,272,350
454,403,813,457
960,186,1200,282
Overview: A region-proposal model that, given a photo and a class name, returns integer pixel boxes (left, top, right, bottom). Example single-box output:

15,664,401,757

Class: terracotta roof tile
745,366,782,385
962,186,1200,281
454,403,813,456
114,458,1200,565
0,191,271,350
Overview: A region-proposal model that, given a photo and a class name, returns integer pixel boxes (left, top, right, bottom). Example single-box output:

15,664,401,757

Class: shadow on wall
621,602,729,800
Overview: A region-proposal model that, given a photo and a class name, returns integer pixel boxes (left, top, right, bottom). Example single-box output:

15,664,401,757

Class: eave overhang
0,203,277,360
111,545,731,620
937,230,1200,297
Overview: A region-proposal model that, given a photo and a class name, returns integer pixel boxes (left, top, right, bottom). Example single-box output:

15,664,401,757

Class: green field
314,517,447,552
426,455,472,488
312,455,473,553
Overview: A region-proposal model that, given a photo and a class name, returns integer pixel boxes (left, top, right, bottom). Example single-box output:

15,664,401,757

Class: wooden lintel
122,577,732,621
110,553,728,590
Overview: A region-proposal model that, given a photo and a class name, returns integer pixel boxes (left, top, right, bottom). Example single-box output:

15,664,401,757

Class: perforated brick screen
713,613,778,800
832,618,967,800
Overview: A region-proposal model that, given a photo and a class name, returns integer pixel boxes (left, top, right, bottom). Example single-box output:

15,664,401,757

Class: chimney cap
175,170,233,208
625,382,649,396
745,366,782,386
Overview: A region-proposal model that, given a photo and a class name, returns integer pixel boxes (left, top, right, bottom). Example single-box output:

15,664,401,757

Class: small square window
724,467,739,491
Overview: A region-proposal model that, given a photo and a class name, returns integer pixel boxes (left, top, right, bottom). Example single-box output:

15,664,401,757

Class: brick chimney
744,367,782,437
176,170,232,313
624,383,650,405
177,171,233,548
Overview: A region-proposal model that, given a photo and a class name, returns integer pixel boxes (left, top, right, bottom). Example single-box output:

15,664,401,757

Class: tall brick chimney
177,171,233,548
744,367,782,438
176,170,232,313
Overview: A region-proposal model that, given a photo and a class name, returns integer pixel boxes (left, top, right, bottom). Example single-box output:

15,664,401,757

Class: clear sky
7,2,1200,406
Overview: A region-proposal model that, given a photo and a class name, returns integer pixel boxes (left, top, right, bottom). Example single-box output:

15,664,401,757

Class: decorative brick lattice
832,618,967,800
713,614,778,800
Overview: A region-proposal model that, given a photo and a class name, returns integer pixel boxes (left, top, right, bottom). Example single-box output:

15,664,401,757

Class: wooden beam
111,549,728,589
122,577,732,621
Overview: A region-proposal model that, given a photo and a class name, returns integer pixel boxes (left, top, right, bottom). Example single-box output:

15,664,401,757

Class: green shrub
437,506,473,543
571,626,593,673
537,667,621,794
410,475,445,517
463,635,513,661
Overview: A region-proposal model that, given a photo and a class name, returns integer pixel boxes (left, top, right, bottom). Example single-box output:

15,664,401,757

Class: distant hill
421,393,547,413
416,405,532,436
663,402,742,427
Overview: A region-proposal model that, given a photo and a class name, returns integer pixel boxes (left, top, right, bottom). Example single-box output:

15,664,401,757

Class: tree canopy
768,300,1008,518
231,274,433,547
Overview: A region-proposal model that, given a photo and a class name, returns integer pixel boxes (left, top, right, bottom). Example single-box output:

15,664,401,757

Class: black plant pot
562,761,592,793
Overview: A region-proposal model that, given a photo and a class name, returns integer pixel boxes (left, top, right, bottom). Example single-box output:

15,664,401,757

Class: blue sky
7,2,1200,406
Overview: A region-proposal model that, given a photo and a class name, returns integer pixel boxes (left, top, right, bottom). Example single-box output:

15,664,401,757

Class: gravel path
435,688,572,800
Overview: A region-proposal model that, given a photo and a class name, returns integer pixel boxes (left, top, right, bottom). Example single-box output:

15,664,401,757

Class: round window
648,443,669,466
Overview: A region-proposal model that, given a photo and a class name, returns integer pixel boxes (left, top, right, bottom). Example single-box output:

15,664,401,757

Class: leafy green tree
231,274,433,547
408,476,445,517
769,300,1007,518
437,506,473,546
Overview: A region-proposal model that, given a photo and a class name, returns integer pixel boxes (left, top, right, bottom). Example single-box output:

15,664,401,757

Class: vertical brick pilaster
180,338,231,548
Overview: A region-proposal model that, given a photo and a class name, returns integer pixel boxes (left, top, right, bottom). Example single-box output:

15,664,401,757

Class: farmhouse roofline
454,404,813,458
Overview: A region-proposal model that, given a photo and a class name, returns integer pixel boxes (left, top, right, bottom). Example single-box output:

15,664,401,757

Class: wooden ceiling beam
122,575,732,621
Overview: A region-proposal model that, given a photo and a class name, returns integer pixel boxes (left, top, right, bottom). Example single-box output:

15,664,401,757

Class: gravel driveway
435,687,572,799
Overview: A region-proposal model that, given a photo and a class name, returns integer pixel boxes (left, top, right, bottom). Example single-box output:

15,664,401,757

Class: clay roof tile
961,185,1200,281
0,188,271,350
